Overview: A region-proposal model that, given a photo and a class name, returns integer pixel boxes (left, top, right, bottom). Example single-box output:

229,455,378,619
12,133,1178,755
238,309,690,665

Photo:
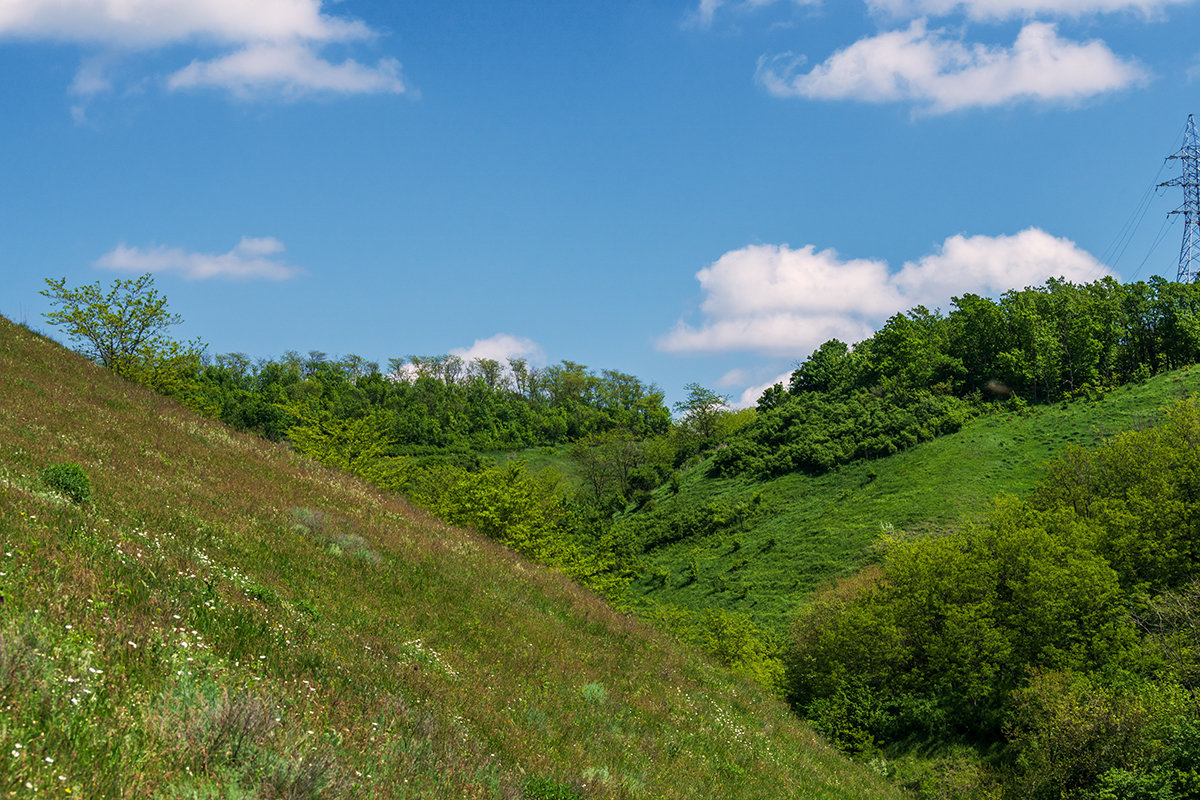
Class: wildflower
44,757,53,764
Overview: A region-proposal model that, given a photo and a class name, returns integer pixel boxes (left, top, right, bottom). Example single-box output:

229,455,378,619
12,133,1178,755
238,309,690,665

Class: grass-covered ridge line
0,315,898,799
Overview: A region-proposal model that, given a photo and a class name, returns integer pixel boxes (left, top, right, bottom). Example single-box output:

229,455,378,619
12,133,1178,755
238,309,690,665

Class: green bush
39,462,91,503
523,775,581,800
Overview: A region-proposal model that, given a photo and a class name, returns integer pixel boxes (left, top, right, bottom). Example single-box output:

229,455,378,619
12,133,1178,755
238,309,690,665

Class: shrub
39,462,92,503
523,776,581,800
262,750,344,800
207,691,278,766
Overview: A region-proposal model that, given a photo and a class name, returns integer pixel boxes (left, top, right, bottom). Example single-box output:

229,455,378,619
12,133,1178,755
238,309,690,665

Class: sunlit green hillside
623,365,1200,635
0,316,898,799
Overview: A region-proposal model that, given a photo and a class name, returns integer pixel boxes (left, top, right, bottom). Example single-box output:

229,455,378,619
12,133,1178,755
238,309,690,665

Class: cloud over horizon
450,333,546,366
659,227,1111,357
757,20,1147,112
0,0,405,102
96,236,304,281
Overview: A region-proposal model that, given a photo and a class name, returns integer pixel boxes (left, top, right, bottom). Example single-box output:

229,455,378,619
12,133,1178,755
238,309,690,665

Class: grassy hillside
0,315,898,799
625,366,1200,635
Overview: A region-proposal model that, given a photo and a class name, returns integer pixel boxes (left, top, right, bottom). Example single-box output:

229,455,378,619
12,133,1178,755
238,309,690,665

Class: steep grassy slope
626,366,1200,635
0,316,898,799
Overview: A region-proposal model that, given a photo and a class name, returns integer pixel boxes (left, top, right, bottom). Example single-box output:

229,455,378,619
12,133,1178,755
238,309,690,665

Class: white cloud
893,227,1108,302
718,368,795,408
0,0,366,48
0,0,405,100
866,0,1195,19
450,333,545,366
168,42,403,98
757,20,1147,112
659,227,1111,356
96,236,304,281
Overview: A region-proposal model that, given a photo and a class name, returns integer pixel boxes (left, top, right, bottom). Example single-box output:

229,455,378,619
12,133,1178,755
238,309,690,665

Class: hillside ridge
0,315,897,798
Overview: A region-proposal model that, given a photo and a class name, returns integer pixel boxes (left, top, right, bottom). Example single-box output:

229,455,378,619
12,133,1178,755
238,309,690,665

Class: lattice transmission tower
1160,114,1200,283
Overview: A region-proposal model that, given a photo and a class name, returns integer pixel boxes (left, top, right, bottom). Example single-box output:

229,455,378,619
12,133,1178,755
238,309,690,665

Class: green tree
674,383,729,443
40,273,208,407
789,339,858,395
41,273,202,379
284,405,396,477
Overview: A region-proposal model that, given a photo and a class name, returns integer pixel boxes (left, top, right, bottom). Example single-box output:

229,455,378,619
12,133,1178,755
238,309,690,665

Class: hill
0,315,898,799
621,364,1200,635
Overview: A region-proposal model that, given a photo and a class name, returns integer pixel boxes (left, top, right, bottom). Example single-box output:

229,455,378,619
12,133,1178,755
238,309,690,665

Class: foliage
284,407,396,478
674,383,730,443
40,273,205,384
178,349,671,454
722,276,1200,480
714,389,972,477
781,395,1200,796
637,601,785,690
38,462,91,504
1029,398,1200,590
389,460,638,596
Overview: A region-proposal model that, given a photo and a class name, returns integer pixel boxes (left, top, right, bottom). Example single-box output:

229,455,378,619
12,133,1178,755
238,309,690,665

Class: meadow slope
0,315,899,799
625,365,1200,635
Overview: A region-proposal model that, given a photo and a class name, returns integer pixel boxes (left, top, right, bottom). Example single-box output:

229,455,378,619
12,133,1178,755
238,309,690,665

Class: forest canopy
717,275,1200,478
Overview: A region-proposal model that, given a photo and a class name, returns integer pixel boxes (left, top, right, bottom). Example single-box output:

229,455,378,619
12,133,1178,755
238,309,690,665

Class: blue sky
1,0,1198,407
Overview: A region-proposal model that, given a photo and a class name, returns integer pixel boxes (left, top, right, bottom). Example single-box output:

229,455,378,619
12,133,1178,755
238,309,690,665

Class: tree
789,339,857,395
284,406,396,477
674,383,729,442
40,273,202,379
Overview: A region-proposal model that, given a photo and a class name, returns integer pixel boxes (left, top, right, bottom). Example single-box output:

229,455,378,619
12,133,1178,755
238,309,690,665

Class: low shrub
523,775,581,800
39,462,91,503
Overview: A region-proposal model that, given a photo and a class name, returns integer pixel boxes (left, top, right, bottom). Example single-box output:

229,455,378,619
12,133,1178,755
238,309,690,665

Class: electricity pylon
1160,114,1200,283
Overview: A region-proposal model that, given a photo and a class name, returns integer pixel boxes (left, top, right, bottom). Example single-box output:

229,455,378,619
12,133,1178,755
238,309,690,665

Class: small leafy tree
41,273,203,380
674,383,729,442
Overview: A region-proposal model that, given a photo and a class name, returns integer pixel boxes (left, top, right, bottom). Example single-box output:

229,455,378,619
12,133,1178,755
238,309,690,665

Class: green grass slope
0,316,898,799
626,367,1200,635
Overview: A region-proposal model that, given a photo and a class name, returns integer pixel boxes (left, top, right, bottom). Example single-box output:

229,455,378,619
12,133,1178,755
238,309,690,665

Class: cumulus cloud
168,42,403,98
0,0,405,100
757,20,1146,112
450,333,546,366
866,0,1195,19
96,236,304,281
0,0,365,47
659,227,1110,357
